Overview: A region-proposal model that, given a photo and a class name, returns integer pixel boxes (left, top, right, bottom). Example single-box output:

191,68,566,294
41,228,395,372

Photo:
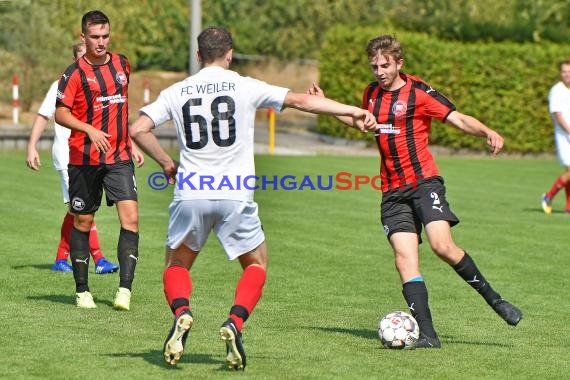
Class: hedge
317,25,565,153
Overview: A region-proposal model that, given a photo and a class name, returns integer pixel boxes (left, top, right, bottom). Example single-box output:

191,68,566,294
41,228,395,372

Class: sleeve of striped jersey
361,83,376,109
56,70,79,109
421,89,456,122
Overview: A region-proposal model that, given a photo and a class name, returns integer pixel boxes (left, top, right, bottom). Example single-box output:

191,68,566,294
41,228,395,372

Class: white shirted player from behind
129,26,376,369
26,41,119,275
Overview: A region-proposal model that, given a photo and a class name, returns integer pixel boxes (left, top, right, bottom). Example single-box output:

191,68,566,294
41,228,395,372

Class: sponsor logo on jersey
376,123,400,134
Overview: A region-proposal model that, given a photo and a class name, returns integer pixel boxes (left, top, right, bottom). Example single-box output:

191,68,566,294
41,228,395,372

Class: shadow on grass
12,263,52,271
108,350,221,369
27,294,75,305
311,327,513,348
27,294,119,309
311,326,377,340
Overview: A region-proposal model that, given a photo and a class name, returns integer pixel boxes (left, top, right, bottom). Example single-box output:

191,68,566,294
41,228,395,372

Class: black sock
452,252,501,306
117,228,139,290
70,227,90,293
402,281,438,338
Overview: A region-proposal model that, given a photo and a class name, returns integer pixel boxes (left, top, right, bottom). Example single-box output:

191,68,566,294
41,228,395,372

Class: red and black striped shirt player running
310,34,522,348
55,10,144,311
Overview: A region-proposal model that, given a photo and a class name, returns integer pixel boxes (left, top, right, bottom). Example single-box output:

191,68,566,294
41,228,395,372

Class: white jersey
549,81,570,136
140,66,289,201
37,80,71,171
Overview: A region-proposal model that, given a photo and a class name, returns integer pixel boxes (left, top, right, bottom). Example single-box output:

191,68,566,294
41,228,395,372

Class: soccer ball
378,311,419,349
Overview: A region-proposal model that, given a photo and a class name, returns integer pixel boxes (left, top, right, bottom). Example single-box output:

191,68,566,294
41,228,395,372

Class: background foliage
1,0,570,152
318,25,563,153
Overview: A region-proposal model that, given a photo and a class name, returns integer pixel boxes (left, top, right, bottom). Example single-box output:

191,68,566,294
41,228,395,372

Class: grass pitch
0,151,568,379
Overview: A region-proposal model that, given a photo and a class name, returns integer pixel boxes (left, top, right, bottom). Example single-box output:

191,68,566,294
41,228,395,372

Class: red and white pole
143,79,150,105
12,74,19,125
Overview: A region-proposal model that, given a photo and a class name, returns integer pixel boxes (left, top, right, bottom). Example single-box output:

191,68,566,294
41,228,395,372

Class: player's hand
87,126,112,153
131,145,145,168
486,130,504,155
26,148,41,171
352,110,377,132
363,111,377,130
162,159,179,185
307,83,325,97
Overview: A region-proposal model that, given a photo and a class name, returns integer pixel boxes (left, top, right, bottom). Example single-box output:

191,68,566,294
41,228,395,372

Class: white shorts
58,169,70,204
167,199,265,261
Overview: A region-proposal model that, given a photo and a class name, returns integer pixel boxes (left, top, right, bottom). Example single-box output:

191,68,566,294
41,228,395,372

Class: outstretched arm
26,114,49,171
445,111,504,155
284,88,375,131
306,83,373,131
129,114,176,182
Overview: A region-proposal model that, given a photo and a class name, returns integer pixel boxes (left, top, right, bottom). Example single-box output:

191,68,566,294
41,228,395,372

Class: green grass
1,151,568,379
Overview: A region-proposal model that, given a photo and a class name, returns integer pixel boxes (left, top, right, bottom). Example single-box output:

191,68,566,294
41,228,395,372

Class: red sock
565,182,570,212
230,265,267,331
546,176,566,199
89,220,104,263
55,212,74,261
163,266,192,316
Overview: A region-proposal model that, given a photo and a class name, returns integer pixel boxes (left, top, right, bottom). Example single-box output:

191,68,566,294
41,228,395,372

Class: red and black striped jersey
362,73,456,192
56,53,131,166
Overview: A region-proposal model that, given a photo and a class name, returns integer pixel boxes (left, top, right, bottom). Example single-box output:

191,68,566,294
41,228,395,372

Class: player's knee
430,241,459,261
74,214,94,232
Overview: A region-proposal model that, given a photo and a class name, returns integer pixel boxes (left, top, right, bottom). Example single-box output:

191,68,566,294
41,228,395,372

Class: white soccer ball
378,311,419,349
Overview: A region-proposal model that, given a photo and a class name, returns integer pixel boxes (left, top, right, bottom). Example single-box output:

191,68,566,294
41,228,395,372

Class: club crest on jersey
115,72,128,86
392,100,407,118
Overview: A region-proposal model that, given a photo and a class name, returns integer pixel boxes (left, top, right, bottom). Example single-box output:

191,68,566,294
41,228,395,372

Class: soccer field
0,151,568,379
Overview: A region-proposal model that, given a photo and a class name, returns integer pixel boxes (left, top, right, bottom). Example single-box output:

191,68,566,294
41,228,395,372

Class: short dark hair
81,10,110,33
72,41,85,59
559,60,570,71
197,27,233,64
366,35,403,62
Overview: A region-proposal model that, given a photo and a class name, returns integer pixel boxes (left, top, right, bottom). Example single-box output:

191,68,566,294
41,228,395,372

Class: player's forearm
27,115,48,149
54,107,93,134
336,115,360,128
448,112,490,137
130,125,171,168
285,92,360,118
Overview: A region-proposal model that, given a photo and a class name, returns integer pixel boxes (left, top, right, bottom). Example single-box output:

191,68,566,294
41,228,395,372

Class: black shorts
380,176,459,242
68,160,138,214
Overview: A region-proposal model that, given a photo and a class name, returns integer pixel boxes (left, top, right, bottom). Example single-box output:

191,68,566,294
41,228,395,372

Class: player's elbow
283,92,311,111
54,107,65,125
129,116,154,140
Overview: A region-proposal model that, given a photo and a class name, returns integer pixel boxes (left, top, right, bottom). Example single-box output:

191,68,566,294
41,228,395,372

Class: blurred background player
541,60,570,214
129,26,375,368
310,34,522,348
55,10,144,310
26,41,118,275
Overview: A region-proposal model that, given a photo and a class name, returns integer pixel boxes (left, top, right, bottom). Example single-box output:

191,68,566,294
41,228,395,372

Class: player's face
369,53,403,91
560,64,570,87
81,23,110,62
